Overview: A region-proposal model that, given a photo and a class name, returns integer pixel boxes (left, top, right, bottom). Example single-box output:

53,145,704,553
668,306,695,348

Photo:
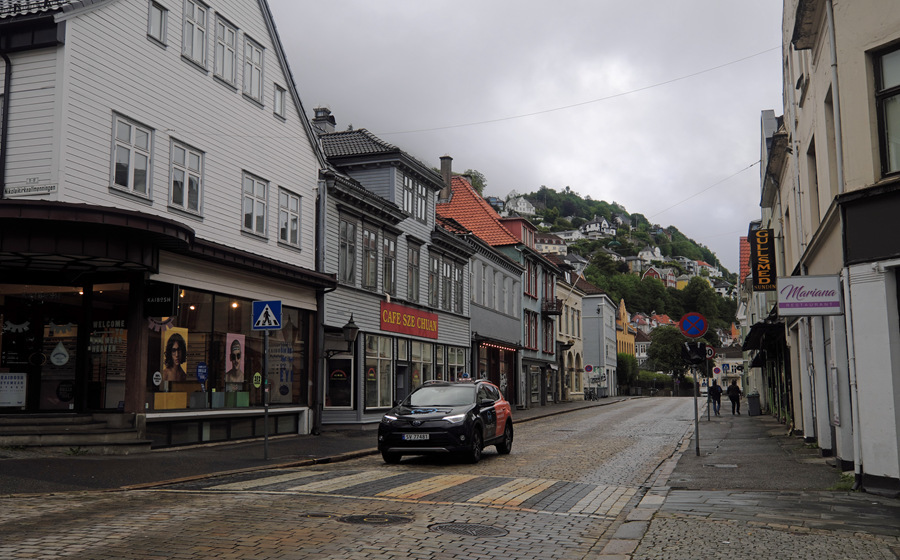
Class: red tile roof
739,236,751,282
436,176,521,247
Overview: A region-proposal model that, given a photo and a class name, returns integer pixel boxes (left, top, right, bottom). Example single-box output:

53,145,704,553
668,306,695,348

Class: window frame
428,254,440,308
339,218,357,285
148,1,168,45
182,0,208,67
273,84,286,118
111,115,152,198
243,36,265,103
362,227,378,290
242,172,268,237
441,259,452,311
453,263,464,314
169,140,203,214
278,188,301,248
875,44,900,177
214,16,238,86
407,244,420,302
383,234,397,296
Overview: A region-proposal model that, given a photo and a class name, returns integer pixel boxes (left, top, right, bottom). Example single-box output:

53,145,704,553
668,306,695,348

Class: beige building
744,0,900,494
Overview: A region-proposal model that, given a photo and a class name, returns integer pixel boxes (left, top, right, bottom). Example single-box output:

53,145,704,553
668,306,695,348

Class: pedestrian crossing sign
252,300,282,330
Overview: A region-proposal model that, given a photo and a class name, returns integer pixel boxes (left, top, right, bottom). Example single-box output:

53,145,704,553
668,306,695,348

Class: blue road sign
679,312,708,338
252,300,282,331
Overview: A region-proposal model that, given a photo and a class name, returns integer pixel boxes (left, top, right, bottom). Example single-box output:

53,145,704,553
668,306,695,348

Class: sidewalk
0,396,628,496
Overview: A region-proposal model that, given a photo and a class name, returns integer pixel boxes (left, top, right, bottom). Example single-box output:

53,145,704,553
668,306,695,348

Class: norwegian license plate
402,433,429,441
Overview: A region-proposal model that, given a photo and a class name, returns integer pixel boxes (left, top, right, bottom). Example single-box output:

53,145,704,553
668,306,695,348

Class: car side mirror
480,399,495,407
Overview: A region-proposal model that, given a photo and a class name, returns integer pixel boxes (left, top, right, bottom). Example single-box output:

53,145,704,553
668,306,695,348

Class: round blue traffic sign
679,312,708,338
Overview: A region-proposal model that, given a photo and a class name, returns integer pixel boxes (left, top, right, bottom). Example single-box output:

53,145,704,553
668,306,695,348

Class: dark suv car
377,380,513,464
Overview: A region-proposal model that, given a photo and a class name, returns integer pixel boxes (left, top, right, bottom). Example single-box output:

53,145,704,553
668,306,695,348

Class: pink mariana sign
777,275,843,316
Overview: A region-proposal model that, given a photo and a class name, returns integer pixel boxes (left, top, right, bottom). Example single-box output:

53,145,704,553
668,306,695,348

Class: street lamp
324,315,359,358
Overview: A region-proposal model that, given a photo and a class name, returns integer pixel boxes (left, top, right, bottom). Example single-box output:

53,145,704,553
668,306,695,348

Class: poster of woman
161,327,189,382
225,333,245,387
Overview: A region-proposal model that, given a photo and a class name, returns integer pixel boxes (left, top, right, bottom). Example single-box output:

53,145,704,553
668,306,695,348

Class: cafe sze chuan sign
380,302,439,339
751,229,776,291
777,275,843,316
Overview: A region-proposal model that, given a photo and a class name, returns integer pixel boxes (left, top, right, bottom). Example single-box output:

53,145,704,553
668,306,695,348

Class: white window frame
243,37,264,102
407,245,420,302
362,227,378,290
273,85,286,118
402,175,415,215
278,188,301,248
112,116,152,197
148,1,167,44
339,218,357,285
214,16,238,85
169,141,203,214
182,0,207,66
428,255,440,308
242,173,268,236
383,235,397,296
364,334,394,410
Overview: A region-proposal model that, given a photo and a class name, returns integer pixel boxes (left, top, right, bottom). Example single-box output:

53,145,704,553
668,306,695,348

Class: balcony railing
541,297,562,316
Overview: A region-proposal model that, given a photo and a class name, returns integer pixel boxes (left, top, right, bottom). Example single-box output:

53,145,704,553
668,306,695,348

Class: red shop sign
380,302,439,339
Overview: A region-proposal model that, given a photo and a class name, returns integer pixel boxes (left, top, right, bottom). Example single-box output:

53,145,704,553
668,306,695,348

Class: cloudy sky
268,0,785,273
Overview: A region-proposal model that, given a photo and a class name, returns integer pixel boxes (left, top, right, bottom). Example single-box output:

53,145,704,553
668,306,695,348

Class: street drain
338,514,412,525
705,464,739,468
429,523,509,537
303,513,334,519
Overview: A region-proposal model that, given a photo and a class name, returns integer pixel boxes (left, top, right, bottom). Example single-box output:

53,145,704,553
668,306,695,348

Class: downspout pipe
1,53,11,199
313,171,337,435
826,0,863,489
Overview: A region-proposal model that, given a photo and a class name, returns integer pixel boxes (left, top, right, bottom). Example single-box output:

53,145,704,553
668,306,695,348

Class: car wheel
382,452,401,464
496,422,513,455
467,429,483,464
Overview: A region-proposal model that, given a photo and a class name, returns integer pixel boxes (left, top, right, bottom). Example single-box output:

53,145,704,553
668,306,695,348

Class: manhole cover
338,514,412,525
430,523,509,537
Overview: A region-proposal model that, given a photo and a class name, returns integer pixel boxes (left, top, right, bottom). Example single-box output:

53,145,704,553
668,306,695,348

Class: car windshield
405,385,475,407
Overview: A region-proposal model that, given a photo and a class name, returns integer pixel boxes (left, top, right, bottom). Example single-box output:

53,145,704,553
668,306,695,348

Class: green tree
617,353,639,388
646,326,689,380
463,169,486,195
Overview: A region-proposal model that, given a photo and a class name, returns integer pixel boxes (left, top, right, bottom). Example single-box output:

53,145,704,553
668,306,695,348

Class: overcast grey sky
268,1,784,274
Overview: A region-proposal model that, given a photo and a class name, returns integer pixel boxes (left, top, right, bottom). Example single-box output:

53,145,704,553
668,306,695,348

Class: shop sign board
0,373,26,407
777,275,843,316
751,228,776,291
380,301,439,339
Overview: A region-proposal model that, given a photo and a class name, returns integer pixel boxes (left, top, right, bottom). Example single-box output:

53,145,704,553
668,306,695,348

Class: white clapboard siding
42,0,319,271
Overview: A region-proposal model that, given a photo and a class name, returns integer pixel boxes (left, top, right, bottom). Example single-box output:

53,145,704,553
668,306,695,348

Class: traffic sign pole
692,365,700,456
264,330,269,461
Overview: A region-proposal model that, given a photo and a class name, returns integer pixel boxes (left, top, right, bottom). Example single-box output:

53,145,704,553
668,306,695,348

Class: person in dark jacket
709,380,723,416
726,380,743,415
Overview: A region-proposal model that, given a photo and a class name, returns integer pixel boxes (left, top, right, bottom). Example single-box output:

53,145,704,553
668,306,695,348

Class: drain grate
338,514,413,525
303,513,334,519
704,463,739,468
430,523,509,537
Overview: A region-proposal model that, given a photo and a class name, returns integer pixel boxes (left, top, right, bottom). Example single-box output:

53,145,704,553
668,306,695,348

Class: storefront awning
741,322,783,351
749,351,766,368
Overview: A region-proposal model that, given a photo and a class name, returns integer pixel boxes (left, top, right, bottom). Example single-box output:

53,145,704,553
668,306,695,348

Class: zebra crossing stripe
376,474,479,499
208,470,326,491
466,478,557,507
286,470,400,493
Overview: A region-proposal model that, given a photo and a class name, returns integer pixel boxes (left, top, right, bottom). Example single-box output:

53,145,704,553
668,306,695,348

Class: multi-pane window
113,117,151,196
453,264,463,313
274,85,286,118
383,236,397,295
407,245,420,302
877,46,900,175
148,2,167,43
364,334,393,409
182,0,207,65
242,173,267,236
170,142,202,213
416,182,427,221
402,175,415,215
525,261,537,297
441,259,452,311
524,311,538,350
339,218,356,284
544,319,555,353
243,38,264,102
410,341,433,386
362,228,378,289
428,255,440,307
214,17,237,85
278,189,301,247
447,347,465,381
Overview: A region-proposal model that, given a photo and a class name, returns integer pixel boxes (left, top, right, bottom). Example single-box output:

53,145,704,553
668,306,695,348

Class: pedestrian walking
727,380,742,415
709,379,723,416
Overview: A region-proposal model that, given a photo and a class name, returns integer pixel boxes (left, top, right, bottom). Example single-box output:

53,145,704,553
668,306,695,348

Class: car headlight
382,414,397,424
442,413,466,424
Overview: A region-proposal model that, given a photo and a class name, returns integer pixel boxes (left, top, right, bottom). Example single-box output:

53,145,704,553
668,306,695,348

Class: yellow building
616,299,636,356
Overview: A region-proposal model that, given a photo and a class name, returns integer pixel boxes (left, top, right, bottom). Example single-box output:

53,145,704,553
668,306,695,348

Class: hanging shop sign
380,302,439,339
145,282,178,317
751,229,776,291
777,275,843,316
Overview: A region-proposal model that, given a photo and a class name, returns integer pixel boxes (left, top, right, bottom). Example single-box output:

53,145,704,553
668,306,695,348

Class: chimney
312,107,336,135
438,155,452,203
